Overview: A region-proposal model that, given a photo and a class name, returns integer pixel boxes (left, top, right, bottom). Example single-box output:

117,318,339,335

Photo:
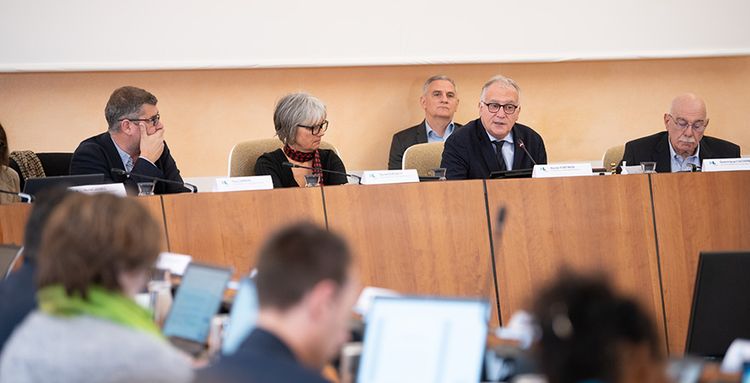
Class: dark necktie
492,140,507,171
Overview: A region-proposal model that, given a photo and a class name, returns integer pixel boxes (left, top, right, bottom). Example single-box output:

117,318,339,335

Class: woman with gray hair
255,92,348,188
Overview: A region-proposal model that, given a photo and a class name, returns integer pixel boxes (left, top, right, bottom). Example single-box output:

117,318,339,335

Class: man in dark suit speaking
70,86,188,194
388,75,461,169
621,93,740,172
441,75,547,180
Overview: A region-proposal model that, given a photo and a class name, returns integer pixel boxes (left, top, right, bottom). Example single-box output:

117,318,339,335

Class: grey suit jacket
388,120,462,170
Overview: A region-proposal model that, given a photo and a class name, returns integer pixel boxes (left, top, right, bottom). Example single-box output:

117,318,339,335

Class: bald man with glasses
70,86,189,194
621,93,740,173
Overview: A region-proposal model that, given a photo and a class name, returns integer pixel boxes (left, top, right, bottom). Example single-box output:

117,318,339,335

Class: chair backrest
402,142,445,177
9,151,73,191
602,144,625,172
228,138,339,177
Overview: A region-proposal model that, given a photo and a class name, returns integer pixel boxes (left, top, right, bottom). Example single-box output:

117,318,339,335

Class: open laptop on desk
162,263,232,357
23,174,106,195
357,296,489,383
489,168,533,179
685,251,750,359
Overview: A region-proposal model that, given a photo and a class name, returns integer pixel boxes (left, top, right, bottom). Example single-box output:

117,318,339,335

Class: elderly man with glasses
621,93,740,173
441,75,547,180
70,86,189,194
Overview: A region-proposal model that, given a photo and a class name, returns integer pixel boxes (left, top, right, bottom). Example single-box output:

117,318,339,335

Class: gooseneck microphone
517,139,538,166
0,189,33,203
110,168,198,193
282,162,362,184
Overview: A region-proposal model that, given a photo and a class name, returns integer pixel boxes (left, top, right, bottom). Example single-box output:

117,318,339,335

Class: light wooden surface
161,187,326,275
323,181,500,325
0,203,31,245
651,171,750,354
487,175,667,350
136,195,170,251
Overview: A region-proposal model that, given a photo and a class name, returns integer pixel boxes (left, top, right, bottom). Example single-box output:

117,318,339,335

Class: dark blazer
255,148,348,188
69,132,188,194
0,263,36,353
388,120,462,170
621,131,740,173
195,328,330,383
441,118,547,180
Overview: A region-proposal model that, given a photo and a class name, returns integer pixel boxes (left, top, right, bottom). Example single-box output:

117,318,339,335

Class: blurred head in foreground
532,272,667,383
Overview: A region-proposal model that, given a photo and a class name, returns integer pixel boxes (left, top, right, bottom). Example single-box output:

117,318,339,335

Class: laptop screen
686,252,750,358
357,296,489,383
23,174,106,195
162,263,232,343
221,277,259,355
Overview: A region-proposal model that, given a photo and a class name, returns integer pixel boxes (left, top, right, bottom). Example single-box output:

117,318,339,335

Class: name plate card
214,176,273,192
156,252,192,276
532,163,593,178
702,158,750,172
69,183,127,196
360,169,420,185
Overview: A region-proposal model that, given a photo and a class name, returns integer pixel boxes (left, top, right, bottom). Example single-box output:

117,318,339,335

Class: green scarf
38,285,163,339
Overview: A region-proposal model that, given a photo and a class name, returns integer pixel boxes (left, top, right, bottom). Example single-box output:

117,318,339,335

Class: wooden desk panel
323,181,500,325
652,171,750,354
161,188,326,274
137,195,169,251
487,175,666,348
0,203,31,245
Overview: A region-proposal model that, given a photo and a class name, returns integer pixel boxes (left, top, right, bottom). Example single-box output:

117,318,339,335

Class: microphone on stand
110,168,198,193
282,162,362,184
0,189,33,203
517,139,538,166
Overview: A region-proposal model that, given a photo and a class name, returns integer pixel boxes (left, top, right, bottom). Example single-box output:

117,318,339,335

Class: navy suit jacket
70,132,188,194
441,118,547,180
388,120,462,170
621,131,740,173
195,328,330,383
0,263,36,354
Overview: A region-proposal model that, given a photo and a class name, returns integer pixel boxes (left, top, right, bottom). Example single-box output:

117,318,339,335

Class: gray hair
274,92,327,146
105,86,158,132
422,75,457,95
480,75,522,103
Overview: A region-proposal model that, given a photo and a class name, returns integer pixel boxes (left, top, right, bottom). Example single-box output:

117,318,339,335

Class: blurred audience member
532,272,667,383
0,193,193,383
196,222,360,383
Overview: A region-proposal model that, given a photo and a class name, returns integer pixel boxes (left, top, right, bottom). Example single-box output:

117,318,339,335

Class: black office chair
9,151,73,191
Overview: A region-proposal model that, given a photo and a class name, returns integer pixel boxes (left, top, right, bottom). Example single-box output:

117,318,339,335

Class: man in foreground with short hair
388,75,462,169
621,93,740,172
441,75,547,179
197,223,360,383
70,86,188,194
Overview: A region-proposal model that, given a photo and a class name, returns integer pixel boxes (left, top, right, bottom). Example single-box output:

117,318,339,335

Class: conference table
2,171,749,355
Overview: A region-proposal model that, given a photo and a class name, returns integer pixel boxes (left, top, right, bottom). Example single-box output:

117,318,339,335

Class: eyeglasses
482,102,518,115
119,113,160,126
298,120,329,135
667,114,707,132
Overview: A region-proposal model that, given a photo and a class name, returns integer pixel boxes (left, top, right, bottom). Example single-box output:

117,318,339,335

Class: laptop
0,245,22,279
162,263,232,357
23,174,106,195
685,251,750,358
221,277,259,355
357,296,490,383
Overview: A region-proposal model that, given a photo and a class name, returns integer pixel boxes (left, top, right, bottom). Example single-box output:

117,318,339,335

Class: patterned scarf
283,145,324,185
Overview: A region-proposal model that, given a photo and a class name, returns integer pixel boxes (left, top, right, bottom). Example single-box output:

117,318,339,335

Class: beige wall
1,56,748,176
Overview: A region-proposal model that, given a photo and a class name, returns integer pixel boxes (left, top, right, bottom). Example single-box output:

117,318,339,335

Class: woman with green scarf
0,193,193,383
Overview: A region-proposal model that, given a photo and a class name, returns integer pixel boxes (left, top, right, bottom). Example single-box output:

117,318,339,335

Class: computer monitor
357,296,489,383
221,277,259,355
162,263,232,356
685,251,750,358
23,174,106,195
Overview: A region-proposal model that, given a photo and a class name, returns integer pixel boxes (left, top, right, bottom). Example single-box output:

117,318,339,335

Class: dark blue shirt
196,327,330,383
0,263,37,353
